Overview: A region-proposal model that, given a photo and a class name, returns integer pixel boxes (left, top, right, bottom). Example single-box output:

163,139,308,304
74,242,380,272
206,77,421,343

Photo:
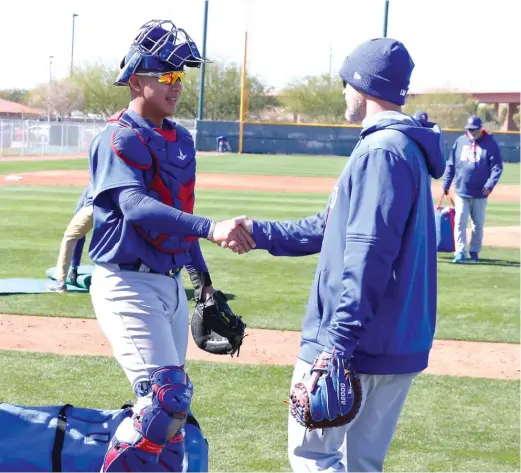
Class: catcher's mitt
189,271,246,357
288,350,362,430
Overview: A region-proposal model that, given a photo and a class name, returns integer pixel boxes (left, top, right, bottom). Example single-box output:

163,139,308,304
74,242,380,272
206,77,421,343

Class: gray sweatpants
454,195,488,254
287,358,419,472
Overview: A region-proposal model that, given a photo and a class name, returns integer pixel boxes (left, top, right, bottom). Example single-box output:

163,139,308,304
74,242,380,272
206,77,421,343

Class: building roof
0,98,45,115
408,89,520,103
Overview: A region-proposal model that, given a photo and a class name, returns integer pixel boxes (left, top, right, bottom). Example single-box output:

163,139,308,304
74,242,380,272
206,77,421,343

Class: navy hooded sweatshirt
252,111,446,375
442,131,503,199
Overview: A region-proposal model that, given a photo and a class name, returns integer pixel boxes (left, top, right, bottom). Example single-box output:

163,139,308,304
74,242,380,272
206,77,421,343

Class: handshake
207,216,255,254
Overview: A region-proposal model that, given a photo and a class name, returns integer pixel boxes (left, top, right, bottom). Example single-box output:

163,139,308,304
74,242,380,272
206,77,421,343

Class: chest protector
108,110,197,255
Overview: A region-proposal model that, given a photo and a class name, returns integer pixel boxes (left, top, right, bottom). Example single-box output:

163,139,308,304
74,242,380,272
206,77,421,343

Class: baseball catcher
189,270,246,357
288,350,362,430
86,18,255,472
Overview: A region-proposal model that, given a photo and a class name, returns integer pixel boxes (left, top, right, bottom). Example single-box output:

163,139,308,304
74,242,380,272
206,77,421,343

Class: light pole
328,44,333,82
197,0,209,122
383,0,389,37
48,55,54,123
70,13,79,77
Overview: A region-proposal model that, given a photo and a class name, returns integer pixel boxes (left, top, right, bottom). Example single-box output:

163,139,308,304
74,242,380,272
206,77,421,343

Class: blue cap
465,115,483,130
339,37,415,106
413,110,435,127
414,111,429,122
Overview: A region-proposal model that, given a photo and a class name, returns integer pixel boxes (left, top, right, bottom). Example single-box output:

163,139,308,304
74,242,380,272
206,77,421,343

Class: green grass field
0,351,518,472
483,201,520,226
0,154,519,472
0,184,519,342
0,154,349,177
0,154,519,184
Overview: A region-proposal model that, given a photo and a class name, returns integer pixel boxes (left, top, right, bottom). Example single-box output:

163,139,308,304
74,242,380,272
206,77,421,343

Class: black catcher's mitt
189,271,246,357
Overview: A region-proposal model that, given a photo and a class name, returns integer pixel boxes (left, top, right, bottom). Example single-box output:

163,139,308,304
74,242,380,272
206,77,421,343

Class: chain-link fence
0,118,198,157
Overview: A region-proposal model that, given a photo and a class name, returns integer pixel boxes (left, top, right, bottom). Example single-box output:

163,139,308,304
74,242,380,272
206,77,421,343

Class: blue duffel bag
434,193,456,253
0,402,208,472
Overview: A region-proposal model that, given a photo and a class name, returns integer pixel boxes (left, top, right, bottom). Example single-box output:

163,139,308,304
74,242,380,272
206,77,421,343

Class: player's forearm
185,240,209,273
71,236,86,268
485,154,503,190
326,237,395,358
442,149,456,190
251,212,326,257
111,186,213,238
442,162,455,189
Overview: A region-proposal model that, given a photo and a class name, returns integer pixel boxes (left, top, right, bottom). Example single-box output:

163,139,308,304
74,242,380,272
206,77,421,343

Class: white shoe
49,281,68,293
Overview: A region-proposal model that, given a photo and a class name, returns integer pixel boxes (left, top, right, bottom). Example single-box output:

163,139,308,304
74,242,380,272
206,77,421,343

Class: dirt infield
0,152,221,162
473,226,520,248
1,169,520,203
0,314,518,380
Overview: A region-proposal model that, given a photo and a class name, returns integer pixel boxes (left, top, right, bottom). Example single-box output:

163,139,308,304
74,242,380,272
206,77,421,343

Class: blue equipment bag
0,402,208,472
0,402,132,472
434,194,456,253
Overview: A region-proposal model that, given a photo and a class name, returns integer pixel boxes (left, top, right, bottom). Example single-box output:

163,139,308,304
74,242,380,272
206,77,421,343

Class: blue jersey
74,183,94,213
442,131,503,198
88,109,208,274
253,111,446,375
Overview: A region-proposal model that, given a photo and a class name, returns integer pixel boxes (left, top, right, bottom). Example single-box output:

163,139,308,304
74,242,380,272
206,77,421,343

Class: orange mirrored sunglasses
135,71,185,85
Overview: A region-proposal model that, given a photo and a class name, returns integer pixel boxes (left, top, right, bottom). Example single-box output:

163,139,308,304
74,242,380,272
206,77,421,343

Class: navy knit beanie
339,38,415,106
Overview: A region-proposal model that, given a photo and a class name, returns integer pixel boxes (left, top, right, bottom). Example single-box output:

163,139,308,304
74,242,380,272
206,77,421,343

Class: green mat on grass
0,265,94,295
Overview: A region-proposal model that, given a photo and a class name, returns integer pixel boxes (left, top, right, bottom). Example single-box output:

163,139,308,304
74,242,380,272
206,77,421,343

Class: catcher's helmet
115,19,211,86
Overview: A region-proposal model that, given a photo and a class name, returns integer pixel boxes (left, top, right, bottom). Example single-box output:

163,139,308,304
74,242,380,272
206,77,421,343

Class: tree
403,89,480,128
26,79,84,117
67,59,276,121
175,60,279,121
500,104,521,130
197,62,243,120
247,76,280,120
279,74,346,124
71,60,129,116
513,105,520,129
476,104,500,129
0,88,31,104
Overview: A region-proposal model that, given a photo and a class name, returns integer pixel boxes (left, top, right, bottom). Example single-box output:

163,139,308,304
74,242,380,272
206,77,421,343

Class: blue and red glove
289,350,362,430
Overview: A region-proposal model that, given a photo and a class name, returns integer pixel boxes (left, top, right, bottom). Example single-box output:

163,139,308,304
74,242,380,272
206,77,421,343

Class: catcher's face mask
115,19,211,86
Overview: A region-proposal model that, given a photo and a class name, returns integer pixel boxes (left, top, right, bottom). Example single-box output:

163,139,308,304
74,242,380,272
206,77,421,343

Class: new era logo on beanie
339,38,415,106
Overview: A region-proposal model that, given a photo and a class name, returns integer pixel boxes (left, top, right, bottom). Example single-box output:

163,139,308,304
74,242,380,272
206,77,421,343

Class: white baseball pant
89,263,189,411
454,195,488,254
288,358,419,472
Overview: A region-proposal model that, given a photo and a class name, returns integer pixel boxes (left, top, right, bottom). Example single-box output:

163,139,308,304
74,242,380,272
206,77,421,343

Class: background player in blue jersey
225,38,446,472
49,184,93,293
87,20,254,472
442,114,503,263
413,110,435,127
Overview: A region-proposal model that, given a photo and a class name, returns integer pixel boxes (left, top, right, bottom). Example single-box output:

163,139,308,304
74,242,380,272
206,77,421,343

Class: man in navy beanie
222,37,446,472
